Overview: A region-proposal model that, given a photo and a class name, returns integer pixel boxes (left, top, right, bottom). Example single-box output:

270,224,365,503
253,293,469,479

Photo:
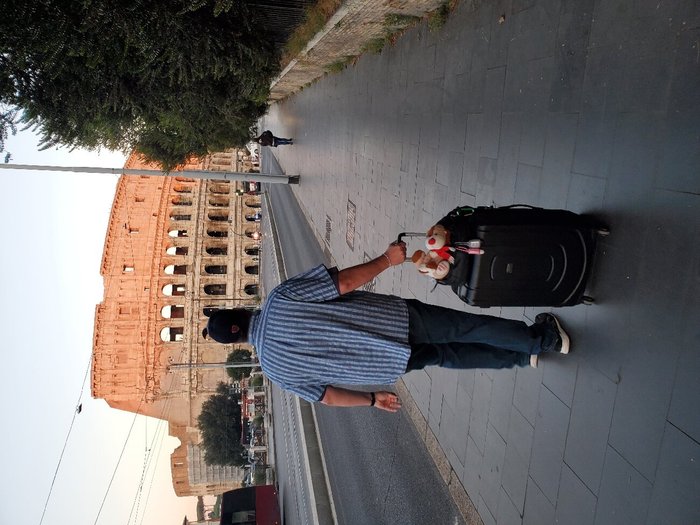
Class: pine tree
0,0,279,169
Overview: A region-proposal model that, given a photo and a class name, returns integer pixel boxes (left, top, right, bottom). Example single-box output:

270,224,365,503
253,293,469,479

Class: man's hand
337,240,407,294
384,241,407,266
321,386,401,412
374,391,402,412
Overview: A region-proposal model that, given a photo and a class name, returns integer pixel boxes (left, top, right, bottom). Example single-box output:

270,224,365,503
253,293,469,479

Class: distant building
92,150,261,496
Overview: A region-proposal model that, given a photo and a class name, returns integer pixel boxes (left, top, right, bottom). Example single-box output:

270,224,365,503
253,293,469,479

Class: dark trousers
405,299,552,372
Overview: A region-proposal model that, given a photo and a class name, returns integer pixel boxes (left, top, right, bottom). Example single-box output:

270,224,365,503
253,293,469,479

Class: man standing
205,242,569,412
254,129,293,147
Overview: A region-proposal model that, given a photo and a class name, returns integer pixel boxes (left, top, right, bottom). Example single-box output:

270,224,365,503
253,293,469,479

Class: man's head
205,309,252,344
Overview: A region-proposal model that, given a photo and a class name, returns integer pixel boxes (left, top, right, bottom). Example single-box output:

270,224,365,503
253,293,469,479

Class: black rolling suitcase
407,205,608,307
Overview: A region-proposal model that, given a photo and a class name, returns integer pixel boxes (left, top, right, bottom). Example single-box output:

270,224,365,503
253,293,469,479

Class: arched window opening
244,265,259,275
162,284,186,296
208,198,229,207
175,177,195,182
206,246,228,256
170,213,192,221
172,198,192,206
173,185,192,193
164,264,187,275
244,200,261,209
166,246,189,256
160,327,184,342
168,229,188,238
203,307,222,317
208,213,229,222
205,265,227,275
209,185,229,195
204,284,227,296
161,305,185,319
244,284,259,296
245,213,262,222
244,247,259,256
245,231,260,240
207,229,228,238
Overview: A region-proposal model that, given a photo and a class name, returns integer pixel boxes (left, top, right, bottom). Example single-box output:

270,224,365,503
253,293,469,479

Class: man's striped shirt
248,265,410,402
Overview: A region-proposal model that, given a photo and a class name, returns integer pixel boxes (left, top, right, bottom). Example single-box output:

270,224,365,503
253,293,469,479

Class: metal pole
168,361,259,371
0,163,300,184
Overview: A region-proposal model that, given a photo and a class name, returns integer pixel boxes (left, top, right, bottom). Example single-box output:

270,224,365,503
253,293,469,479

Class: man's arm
336,241,406,295
320,386,402,412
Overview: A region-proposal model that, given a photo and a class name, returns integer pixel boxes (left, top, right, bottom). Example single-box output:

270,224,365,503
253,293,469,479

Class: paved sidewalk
262,1,700,523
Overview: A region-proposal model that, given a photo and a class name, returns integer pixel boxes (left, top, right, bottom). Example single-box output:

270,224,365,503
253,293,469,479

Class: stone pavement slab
261,0,700,523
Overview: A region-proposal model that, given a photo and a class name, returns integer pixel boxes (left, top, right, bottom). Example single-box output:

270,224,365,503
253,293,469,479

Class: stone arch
161,305,185,319
166,246,189,256
204,284,227,295
164,264,187,275
162,283,186,296
160,326,184,342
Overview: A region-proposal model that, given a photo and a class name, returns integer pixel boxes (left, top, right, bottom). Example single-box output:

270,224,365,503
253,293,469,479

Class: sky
0,130,200,524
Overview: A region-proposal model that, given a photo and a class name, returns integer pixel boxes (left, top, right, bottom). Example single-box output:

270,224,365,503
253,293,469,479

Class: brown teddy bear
425,224,455,263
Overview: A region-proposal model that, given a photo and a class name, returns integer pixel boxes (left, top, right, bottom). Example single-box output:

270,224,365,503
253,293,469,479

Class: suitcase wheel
581,295,595,305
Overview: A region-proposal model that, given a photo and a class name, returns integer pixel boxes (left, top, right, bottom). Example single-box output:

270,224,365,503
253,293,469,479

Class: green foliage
226,349,253,381
326,57,352,74
362,37,389,55
0,104,17,163
249,375,264,387
383,13,420,29
211,495,222,519
197,383,246,466
428,2,451,32
0,0,280,169
253,469,266,485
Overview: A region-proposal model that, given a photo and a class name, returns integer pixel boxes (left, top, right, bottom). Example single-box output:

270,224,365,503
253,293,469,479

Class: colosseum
92,149,261,496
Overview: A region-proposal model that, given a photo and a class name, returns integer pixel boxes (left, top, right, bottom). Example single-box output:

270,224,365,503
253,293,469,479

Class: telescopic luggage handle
396,232,425,243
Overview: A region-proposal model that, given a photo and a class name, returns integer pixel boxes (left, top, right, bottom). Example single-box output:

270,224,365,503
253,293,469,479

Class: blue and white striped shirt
249,265,410,402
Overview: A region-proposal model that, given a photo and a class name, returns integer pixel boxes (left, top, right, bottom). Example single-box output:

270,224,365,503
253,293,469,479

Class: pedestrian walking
205,241,569,412
254,129,293,147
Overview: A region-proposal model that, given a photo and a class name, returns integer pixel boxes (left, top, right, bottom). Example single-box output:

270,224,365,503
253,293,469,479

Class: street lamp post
168,361,259,372
1,163,300,184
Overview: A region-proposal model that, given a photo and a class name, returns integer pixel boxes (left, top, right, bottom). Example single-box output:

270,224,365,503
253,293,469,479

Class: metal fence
249,0,317,48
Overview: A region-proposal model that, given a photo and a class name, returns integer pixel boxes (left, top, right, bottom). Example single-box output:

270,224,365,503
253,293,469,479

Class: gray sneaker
535,313,570,354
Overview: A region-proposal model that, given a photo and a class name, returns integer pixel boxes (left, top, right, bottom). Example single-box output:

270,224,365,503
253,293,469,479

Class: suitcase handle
498,204,541,210
396,232,425,243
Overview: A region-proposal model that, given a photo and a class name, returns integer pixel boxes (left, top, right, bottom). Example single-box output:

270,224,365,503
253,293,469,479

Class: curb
396,379,484,525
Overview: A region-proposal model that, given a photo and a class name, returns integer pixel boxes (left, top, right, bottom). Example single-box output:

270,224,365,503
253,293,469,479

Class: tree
197,383,246,466
0,0,280,169
226,349,253,381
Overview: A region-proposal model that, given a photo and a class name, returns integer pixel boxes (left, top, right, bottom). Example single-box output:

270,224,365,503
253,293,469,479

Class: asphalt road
262,182,465,525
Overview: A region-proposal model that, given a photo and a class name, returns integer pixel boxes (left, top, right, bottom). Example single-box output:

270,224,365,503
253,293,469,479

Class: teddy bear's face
426,225,449,251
